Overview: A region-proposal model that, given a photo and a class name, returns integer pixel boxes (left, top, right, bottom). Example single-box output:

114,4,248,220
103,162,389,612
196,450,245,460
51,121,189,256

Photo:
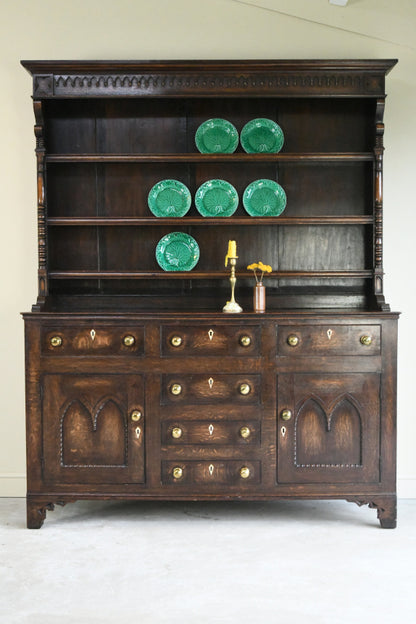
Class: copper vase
254,282,266,313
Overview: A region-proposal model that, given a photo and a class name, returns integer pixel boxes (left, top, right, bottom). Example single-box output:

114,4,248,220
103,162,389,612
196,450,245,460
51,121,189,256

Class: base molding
2,476,416,499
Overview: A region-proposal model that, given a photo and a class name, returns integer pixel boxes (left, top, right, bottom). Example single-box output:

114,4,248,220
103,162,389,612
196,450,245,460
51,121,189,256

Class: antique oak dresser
21,60,399,528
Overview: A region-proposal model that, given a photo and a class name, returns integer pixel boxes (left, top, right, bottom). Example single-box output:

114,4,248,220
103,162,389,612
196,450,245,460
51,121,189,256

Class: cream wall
0,0,414,496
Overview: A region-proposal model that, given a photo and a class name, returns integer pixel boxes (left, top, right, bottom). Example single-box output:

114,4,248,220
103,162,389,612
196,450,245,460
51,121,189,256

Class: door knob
240,466,250,479
287,334,299,347
172,466,183,479
281,409,292,421
170,383,182,395
171,427,183,439
239,383,251,395
239,426,251,439
123,335,135,346
239,335,251,347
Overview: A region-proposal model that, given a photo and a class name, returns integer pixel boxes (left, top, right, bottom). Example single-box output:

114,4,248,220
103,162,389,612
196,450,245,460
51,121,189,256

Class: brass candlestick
223,257,243,313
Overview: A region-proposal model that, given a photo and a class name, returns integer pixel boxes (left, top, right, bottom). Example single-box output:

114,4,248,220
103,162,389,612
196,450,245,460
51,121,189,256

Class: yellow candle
228,240,237,258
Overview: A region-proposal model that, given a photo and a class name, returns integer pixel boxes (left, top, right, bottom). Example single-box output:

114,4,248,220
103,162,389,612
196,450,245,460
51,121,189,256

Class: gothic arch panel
296,396,362,467
61,398,126,467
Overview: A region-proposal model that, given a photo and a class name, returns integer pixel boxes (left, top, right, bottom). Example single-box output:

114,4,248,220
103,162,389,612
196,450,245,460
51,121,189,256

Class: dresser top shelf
23,59,396,314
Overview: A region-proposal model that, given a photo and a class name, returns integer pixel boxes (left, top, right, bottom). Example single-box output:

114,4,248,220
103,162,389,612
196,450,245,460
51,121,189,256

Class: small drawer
162,419,260,446
41,325,144,356
162,460,261,485
161,325,260,356
162,374,261,405
277,325,381,356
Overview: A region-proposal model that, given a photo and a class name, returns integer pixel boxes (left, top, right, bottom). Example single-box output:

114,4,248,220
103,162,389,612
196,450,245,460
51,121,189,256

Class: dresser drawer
162,419,260,446
162,460,261,485
41,325,144,356
277,324,380,356
161,324,260,356
162,374,261,405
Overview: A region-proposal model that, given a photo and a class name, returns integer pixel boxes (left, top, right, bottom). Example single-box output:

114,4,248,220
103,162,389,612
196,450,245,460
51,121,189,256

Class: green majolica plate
243,179,287,216
148,180,191,217
195,118,239,154
155,232,200,271
240,118,284,153
195,179,239,217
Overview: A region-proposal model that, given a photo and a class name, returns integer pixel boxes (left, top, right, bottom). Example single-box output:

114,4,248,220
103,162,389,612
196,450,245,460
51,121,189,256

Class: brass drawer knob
360,335,372,346
239,383,251,396
172,466,183,479
171,426,183,439
287,334,299,347
131,410,142,422
239,335,251,347
170,383,182,396
240,466,250,479
123,335,135,347
50,336,63,347
239,426,251,439
281,409,292,421
170,335,182,347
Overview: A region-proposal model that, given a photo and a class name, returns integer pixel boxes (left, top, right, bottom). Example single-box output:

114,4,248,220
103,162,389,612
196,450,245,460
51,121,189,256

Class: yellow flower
258,261,272,273
247,260,273,283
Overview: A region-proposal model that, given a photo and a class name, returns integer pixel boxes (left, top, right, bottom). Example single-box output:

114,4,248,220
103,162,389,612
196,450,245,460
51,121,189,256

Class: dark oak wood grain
22,60,398,528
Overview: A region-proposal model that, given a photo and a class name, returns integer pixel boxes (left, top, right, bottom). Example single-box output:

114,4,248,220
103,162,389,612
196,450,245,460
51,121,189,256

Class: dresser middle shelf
47,216,374,226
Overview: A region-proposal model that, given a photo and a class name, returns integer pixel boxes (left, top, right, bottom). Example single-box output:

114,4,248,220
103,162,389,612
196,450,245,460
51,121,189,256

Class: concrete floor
1,498,415,624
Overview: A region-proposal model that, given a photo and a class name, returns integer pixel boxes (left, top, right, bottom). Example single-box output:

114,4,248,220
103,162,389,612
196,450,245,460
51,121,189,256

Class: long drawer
161,324,260,356
41,325,144,356
161,460,261,485
161,374,261,404
161,419,260,446
277,324,380,356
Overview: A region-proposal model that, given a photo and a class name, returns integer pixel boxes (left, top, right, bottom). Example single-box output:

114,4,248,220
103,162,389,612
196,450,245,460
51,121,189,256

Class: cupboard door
42,374,145,484
277,373,380,484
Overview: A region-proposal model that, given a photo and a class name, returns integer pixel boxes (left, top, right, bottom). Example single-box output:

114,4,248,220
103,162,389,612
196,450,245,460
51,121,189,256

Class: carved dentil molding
32,71,384,97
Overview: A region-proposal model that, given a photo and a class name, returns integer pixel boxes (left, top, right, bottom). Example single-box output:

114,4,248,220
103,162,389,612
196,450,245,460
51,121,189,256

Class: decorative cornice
21,59,399,74
31,70,387,98
22,59,397,98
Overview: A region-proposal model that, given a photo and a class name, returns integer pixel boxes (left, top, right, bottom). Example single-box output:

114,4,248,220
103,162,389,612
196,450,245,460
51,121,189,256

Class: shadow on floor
29,497,379,529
